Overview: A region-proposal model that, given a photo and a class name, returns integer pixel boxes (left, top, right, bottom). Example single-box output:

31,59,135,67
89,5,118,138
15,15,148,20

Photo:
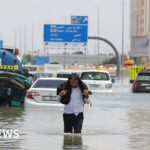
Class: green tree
102,56,117,65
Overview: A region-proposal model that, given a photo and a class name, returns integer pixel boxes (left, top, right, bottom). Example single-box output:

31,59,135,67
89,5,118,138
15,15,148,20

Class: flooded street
0,80,150,150
0,0,148,149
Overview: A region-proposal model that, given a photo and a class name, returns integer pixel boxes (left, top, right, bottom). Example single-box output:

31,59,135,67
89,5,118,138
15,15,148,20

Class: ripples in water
0,81,150,150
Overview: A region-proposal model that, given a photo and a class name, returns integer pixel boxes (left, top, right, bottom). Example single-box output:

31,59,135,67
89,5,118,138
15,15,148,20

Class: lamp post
14,28,17,48
31,23,34,56
95,7,100,65
62,16,67,24
23,25,26,55
19,26,22,57
121,0,125,81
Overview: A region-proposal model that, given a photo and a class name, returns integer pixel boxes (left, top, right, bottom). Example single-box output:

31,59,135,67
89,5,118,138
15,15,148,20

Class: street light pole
121,0,125,81
62,16,67,24
14,28,17,48
95,7,100,65
23,25,26,55
19,26,22,57
31,23,34,56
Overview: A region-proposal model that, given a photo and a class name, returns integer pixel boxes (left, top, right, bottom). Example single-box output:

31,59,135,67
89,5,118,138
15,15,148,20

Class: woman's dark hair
68,73,80,81
65,73,87,90
57,73,89,104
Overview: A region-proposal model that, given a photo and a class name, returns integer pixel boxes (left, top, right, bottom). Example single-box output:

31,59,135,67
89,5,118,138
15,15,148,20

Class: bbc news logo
0,129,20,139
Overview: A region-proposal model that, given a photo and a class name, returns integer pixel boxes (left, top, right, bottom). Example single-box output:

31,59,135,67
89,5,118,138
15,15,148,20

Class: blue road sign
44,24,88,43
33,57,49,65
0,40,3,49
71,16,88,25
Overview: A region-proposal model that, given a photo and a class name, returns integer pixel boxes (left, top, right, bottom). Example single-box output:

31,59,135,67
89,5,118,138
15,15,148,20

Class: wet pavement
0,80,150,150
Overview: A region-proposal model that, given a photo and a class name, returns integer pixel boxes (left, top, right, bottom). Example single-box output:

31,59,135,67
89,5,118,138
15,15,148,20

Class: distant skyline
0,0,130,55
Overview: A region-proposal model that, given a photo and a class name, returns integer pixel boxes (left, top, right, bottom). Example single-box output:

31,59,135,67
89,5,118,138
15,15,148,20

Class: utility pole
23,25,26,55
19,26,22,57
31,23,34,56
62,16,67,24
14,28,17,48
95,7,100,65
121,0,125,81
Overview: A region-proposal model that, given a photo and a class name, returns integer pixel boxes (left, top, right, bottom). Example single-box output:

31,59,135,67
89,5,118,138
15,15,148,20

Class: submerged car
56,70,114,92
25,78,67,106
132,69,150,93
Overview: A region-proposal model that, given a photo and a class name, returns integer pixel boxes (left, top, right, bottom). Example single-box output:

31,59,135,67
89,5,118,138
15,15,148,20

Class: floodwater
0,80,150,150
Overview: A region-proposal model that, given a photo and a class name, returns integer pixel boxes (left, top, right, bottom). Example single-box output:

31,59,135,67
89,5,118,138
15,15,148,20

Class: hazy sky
0,0,130,55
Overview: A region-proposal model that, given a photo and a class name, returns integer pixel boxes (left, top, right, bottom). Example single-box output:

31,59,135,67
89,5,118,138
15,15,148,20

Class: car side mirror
22,68,29,77
111,78,115,83
88,91,92,95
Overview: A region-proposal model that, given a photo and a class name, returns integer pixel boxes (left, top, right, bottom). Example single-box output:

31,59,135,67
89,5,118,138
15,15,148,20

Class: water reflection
0,81,150,150
0,107,25,128
128,109,150,150
63,134,87,150
0,107,25,150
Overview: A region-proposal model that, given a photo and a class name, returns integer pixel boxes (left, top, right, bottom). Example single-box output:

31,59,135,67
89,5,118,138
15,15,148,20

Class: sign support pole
84,43,87,69
63,43,67,69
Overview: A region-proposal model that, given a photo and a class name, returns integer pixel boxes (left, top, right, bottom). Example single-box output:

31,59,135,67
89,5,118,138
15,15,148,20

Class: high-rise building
130,0,150,63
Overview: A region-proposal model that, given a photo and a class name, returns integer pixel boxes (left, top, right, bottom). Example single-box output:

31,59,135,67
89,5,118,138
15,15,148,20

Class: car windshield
35,73,52,78
81,72,109,80
57,73,71,78
57,72,80,78
33,79,66,88
137,73,150,81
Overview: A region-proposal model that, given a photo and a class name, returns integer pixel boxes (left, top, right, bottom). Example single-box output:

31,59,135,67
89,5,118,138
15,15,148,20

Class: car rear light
132,81,137,91
26,91,40,99
105,83,112,88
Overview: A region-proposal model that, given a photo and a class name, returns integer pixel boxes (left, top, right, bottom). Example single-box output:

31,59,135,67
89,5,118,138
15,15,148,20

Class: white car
56,70,114,92
80,70,113,93
28,72,53,83
56,70,81,78
25,78,67,106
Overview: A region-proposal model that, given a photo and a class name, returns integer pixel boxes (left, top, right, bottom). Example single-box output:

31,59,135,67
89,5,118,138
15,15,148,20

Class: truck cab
0,48,31,107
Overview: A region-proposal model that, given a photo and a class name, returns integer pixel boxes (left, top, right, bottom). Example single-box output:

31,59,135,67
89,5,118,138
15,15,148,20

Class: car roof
57,70,81,74
57,69,109,74
32,78,67,87
35,77,67,80
80,70,109,73
29,72,52,74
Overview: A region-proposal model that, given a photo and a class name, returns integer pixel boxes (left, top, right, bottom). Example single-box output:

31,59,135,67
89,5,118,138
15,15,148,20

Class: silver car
25,78,67,106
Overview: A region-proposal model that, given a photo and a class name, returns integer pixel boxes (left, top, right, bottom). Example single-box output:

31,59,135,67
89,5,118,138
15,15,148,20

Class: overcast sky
0,0,130,55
